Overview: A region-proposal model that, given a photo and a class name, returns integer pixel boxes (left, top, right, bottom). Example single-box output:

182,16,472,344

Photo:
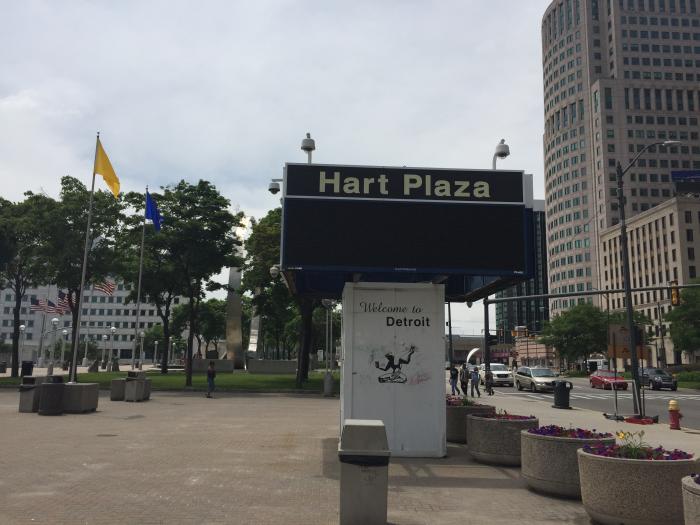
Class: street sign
281,163,535,298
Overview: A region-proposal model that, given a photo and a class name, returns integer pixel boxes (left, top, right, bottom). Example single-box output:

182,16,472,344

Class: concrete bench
63,383,99,413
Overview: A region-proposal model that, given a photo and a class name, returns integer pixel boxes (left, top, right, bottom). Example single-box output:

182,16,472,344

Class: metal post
616,161,641,416
656,301,666,367
153,340,158,365
101,335,106,367
483,299,490,371
48,328,57,376
139,333,144,370
60,331,66,366
168,338,173,364
447,302,454,364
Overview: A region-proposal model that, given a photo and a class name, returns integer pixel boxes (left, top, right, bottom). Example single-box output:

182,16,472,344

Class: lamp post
321,299,335,396
19,324,26,362
615,140,680,416
47,318,59,376
139,331,145,370
101,334,108,369
60,329,68,368
168,338,173,364
107,326,116,371
153,340,158,365
492,139,510,170
656,301,667,367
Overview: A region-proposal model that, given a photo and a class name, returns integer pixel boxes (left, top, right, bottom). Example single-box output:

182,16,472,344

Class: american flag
30,298,48,312
94,280,116,296
45,300,63,315
57,290,72,313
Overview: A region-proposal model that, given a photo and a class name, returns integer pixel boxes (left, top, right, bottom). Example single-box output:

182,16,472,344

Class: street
487,377,700,430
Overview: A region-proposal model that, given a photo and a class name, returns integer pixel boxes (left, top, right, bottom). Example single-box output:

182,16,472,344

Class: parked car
514,367,558,392
589,370,628,390
640,367,678,391
478,363,514,387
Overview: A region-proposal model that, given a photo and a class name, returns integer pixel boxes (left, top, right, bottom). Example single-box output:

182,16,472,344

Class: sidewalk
481,389,700,456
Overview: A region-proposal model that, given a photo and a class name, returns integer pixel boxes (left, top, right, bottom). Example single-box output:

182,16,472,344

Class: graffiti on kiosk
374,345,416,384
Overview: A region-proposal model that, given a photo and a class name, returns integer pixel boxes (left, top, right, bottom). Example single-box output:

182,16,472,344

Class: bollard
669,399,682,430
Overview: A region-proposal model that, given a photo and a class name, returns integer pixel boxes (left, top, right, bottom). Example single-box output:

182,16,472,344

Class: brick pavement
0,389,589,525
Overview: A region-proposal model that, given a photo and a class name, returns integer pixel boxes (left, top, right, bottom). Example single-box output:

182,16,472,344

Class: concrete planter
466,415,538,466
682,476,700,525
521,431,614,499
445,404,495,443
578,449,699,525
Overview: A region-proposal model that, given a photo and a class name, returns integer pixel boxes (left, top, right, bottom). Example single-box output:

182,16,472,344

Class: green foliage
39,176,125,353
538,303,608,362
241,208,299,359
154,180,243,384
199,299,226,352
665,279,700,353
0,193,56,376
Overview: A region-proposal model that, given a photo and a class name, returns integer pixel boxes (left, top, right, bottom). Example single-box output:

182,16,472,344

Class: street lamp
153,340,158,365
47,318,59,376
616,140,680,416
19,324,26,363
492,139,510,170
108,326,116,370
60,329,68,368
321,299,336,397
101,334,108,369
139,331,145,370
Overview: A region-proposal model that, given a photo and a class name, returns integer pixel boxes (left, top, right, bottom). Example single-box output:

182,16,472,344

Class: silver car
514,367,558,392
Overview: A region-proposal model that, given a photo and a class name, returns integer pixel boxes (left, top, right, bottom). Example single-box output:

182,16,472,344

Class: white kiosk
340,282,446,457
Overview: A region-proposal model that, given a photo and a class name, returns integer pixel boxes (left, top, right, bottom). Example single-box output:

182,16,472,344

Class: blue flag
145,190,163,231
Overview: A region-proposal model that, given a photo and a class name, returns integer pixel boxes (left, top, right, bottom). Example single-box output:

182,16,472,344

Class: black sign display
285,163,524,203
281,163,533,293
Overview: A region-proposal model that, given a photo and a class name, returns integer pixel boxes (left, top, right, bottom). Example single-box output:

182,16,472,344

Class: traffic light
486,334,498,347
670,280,681,307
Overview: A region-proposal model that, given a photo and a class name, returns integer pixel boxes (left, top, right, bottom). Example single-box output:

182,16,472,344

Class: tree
538,303,608,364
0,194,54,376
117,190,185,374
665,279,700,355
39,176,124,371
163,180,243,386
199,299,226,354
142,324,165,361
241,208,311,384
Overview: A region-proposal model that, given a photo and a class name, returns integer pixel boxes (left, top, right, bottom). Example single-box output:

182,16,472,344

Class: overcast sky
1,0,552,335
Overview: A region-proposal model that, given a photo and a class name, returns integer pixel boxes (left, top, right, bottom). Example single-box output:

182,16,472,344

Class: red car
589,370,628,390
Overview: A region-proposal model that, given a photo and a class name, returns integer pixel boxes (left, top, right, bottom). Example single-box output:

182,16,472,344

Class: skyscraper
495,200,549,344
542,0,700,317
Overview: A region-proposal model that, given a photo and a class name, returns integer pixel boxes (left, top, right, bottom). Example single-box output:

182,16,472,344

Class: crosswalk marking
496,390,700,401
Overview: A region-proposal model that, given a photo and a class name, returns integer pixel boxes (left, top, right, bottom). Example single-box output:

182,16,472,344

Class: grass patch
0,370,340,392
678,381,700,390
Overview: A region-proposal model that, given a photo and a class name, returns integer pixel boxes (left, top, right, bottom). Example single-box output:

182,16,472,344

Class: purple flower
528,425,613,439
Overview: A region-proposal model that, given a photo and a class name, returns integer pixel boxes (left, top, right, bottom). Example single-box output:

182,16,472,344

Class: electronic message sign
280,163,533,298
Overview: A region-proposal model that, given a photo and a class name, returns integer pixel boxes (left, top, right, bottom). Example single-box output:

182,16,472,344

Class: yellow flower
616,431,626,439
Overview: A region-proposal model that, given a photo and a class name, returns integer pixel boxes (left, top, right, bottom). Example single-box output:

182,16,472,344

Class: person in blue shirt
469,367,481,398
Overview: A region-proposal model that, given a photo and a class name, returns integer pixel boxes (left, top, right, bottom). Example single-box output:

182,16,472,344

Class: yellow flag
94,138,120,198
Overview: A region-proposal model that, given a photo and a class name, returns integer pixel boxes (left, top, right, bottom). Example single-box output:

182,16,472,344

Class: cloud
1,0,553,333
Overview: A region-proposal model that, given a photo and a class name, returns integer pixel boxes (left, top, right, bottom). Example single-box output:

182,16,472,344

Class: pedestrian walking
469,367,480,398
485,369,494,396
206,361,216,398
449,364,461,395
459,363,469,395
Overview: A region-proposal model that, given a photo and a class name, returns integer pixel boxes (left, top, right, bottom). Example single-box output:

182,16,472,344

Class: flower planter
466,414,538,466
578,449,698,525
521,430,614,499
445,404,495,444
683,475,700,525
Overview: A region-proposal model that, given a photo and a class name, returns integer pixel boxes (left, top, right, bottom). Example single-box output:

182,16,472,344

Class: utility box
338,419,390,525
341,282,446,457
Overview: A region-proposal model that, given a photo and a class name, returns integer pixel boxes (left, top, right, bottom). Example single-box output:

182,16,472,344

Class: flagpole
37,284,50,367
68,133,99,383
132,187,147,370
